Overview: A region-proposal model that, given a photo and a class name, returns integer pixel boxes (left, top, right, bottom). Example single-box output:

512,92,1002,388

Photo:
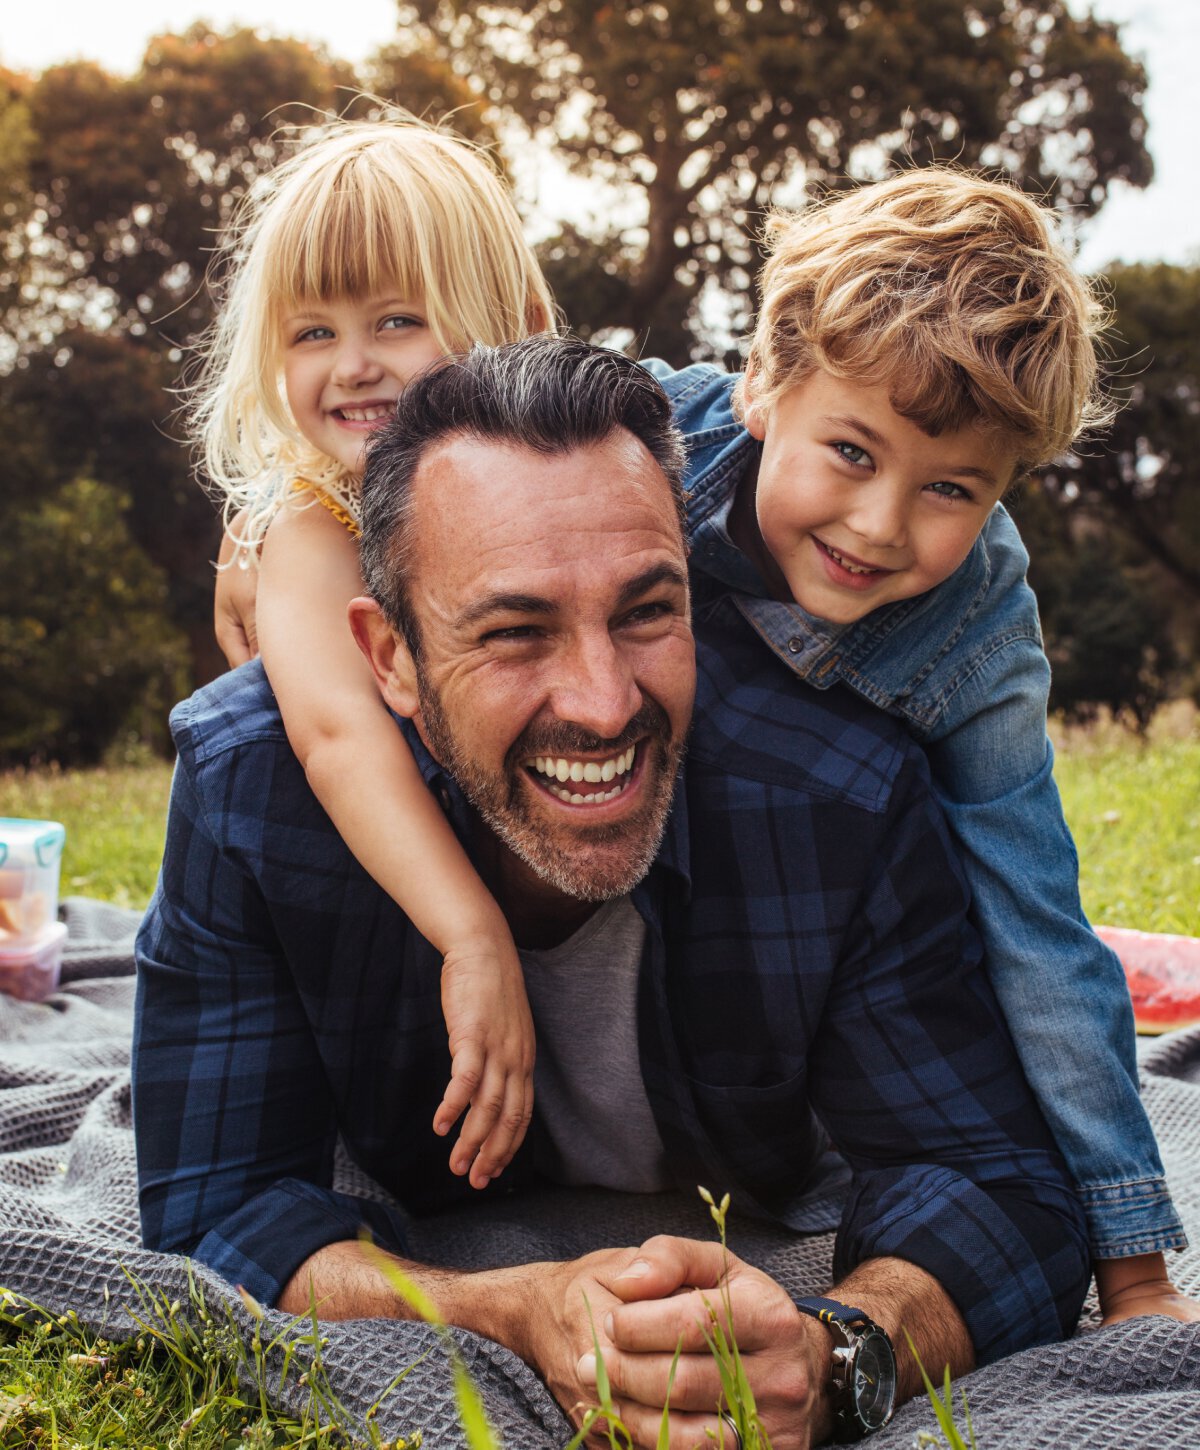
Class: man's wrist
792,1303,838,1444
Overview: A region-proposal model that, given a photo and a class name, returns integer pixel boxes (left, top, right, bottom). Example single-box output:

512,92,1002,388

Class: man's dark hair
358,335,687,653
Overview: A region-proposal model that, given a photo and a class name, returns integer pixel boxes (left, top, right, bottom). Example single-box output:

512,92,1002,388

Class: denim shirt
646,359,1186,1257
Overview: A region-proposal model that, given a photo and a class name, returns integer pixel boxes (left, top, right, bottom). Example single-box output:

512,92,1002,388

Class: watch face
851,1330,897,1431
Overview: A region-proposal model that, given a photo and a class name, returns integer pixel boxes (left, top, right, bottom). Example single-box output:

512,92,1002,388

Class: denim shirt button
788,637,803,654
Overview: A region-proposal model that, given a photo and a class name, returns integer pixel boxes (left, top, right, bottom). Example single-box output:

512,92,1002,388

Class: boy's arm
805,750,1092,1365
923,630,1189,1285
256,501,535,1184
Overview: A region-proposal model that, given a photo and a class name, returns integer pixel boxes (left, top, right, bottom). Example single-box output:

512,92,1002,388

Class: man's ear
741,362,769,442
347,597,419,718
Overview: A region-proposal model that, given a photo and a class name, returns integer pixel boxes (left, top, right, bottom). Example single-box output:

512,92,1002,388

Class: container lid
0,818,67,869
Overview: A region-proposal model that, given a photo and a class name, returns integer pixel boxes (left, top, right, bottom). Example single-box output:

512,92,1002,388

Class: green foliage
0,478,188,766
697,1186,771,1450
1042,263,1200,623
396,0,1153,359
0,1269,419,1449
904,1330,978,1450
1041,547,1175,730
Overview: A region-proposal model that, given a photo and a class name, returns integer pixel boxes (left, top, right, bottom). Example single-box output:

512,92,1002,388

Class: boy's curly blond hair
742,167,1111,472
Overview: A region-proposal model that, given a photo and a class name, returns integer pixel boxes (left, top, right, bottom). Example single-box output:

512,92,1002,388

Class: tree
393,0,1153,360
1014,484,1178,728
19,28,358,346
0,478,188,765
1043,263,1200,610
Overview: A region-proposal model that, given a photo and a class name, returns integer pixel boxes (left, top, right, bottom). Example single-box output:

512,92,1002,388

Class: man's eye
483,625,540,643
833,441,870,467
622,601,673,627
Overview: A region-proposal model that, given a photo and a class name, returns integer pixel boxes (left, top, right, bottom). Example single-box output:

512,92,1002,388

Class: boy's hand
435,939,536,1189
1096,1252,1200,1325
215,517,261,666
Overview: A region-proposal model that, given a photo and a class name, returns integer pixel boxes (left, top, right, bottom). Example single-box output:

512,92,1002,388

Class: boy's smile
281,293,445,474
733,370,1021,624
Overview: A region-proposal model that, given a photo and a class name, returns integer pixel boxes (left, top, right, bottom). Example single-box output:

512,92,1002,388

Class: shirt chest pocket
684,1065,827,1201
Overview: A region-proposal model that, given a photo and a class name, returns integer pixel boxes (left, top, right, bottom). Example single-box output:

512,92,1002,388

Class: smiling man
134,338,1089,1448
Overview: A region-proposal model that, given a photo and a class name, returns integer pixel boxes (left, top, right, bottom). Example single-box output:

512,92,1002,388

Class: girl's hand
215,514,261,666
435,937,536,1189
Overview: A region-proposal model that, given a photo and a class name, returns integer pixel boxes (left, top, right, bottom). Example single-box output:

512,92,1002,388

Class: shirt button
787,637,803,654
439,789,452,812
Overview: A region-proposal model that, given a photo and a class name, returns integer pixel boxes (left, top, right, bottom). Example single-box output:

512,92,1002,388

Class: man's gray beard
415,666,684,902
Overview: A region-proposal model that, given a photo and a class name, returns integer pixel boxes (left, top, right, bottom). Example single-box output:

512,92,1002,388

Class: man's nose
330,338,384,388
547,633,642,741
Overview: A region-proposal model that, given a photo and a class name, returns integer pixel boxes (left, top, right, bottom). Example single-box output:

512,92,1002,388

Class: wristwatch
793,1295,897,1441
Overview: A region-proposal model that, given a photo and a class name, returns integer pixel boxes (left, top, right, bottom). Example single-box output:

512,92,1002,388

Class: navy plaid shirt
133,595,1088,1363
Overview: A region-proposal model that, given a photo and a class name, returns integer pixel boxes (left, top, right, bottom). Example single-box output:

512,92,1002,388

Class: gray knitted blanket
1,898,1197,1447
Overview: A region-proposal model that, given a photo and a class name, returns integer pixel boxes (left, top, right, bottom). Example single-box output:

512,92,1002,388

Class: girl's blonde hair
190,116,556,535
742,167,1113,472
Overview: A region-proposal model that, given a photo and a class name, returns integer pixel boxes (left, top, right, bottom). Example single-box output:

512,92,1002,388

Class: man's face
397,430,694,904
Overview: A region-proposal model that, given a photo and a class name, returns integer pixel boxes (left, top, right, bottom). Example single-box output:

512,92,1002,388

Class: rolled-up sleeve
807,753,1091,1363
132,724,408,1306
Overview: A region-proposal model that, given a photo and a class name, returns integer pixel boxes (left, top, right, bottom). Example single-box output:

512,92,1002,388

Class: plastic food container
0,817,66,945
0,919,68,1002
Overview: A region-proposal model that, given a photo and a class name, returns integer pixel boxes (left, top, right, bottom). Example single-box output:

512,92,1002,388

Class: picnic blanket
1,897,1198,1448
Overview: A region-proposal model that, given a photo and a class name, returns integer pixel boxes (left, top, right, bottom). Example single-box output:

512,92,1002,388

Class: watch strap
793,1295,874,1331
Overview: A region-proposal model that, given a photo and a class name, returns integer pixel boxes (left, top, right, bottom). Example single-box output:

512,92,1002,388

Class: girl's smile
282,294,445,474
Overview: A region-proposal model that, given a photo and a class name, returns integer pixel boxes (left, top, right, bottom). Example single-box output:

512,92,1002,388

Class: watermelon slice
1096,925,1200,1035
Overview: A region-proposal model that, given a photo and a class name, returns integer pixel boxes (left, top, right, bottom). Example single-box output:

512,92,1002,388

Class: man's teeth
826,545,878,575
529,745,636,804
338,405,392,422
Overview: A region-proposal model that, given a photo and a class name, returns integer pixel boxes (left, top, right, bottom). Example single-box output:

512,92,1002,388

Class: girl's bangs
269,164,424,310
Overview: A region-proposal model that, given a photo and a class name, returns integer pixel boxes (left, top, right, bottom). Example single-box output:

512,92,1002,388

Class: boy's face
281,292,445,475
736,370,1020,624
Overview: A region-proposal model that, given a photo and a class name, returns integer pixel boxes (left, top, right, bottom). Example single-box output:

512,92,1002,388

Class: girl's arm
214,517,260,665
257,498,534,1188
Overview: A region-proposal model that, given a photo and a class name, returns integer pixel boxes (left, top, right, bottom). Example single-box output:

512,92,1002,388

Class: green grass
0,757,174,911
1052,712,1200,937
0,1272,419,1449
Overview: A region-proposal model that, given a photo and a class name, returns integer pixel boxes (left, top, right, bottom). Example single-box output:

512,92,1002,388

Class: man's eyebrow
454,562,688,633
455,592,556,630
822,414,1002,488
615,562,689,610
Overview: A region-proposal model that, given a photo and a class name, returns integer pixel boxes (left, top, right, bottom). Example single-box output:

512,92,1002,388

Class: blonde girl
196,117,555,1188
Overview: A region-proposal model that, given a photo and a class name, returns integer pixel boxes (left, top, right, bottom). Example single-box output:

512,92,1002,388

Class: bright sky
3,0,1197,272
